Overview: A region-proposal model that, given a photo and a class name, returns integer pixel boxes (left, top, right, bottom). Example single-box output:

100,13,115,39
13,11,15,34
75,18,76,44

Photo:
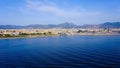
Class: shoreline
0,28,120,39
0,34,120,39
0,35,59,39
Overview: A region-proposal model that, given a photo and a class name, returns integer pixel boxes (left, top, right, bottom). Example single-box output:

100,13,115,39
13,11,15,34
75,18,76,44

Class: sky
0,0,120,25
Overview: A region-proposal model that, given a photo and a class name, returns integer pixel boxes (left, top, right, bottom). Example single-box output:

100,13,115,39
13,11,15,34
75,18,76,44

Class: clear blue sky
0,0,120,25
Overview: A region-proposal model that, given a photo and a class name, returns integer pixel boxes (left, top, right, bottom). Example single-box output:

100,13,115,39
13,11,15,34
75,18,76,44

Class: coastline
0,28,120,39
0,34,120,39
0,35,59,39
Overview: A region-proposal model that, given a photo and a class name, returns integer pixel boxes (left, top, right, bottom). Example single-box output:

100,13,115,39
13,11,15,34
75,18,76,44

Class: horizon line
0,21,120,26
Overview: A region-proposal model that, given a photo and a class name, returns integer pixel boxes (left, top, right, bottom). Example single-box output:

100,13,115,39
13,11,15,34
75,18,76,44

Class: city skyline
0,0,120,25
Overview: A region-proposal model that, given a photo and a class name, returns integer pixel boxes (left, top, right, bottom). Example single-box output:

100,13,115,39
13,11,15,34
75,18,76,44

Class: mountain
25,23,77,29
25,24,56,29
0,22,120,29
80,22,120,28
0,25,24,29
80,24,98,28
0,22,78,29
99,22,120,28
57,22,78,28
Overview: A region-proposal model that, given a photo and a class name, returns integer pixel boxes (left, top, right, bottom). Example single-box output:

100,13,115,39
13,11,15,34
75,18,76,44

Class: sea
0,36,120,68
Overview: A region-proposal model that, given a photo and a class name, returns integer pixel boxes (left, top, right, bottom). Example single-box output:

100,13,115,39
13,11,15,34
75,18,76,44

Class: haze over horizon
0,0,120,25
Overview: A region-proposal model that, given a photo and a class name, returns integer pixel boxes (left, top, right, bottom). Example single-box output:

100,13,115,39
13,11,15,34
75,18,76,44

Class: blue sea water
0,36,120,68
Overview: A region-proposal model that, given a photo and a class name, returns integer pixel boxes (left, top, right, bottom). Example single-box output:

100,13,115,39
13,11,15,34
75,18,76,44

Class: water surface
0,36,120,68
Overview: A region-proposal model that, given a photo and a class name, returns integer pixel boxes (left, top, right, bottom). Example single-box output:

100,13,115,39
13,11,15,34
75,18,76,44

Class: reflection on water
0,36,120,68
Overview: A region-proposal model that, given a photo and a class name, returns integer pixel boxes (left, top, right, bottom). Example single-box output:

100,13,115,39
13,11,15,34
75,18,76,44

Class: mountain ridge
0,22,120,29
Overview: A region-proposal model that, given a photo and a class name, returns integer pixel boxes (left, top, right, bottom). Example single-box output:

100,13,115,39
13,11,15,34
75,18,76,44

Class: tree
4,34,12,37
77,30,82,33
48,32,52,35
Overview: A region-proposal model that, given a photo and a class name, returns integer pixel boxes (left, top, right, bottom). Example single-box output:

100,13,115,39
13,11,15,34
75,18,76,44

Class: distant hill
0,22,120,29
57,22,78,28
0,25,24,29
80,22,120,28
99,22,120,28
0,22,78,29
